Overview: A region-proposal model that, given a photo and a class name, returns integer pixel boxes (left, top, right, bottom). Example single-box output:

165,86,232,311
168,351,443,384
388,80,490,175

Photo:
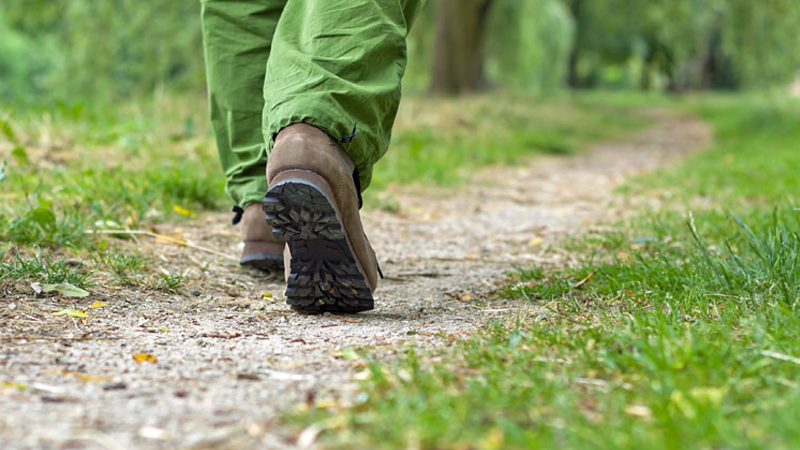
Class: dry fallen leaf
91,300,107,308
73,373,109,382
450,291,472,302
132,353,158,364
155,233,187,246
45,369,110,382
338,317,362,324
42,283,89,298
0,381,27,390
146,327,170,333
52,308,88,318
172,205,195,217
570,270,598,290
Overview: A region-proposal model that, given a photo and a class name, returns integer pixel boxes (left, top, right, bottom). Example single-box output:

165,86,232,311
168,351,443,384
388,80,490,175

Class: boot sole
239,253,284,272
262,174,374,313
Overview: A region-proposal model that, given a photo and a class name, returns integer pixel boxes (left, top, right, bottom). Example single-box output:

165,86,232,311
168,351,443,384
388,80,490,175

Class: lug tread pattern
262,181,373,313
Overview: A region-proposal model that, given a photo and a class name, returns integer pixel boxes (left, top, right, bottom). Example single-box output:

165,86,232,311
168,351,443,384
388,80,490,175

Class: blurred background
3,0,800,106
1,0,799,241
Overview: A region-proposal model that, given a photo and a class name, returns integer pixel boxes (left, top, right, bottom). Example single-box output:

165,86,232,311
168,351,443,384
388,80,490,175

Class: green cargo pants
200,0,423,209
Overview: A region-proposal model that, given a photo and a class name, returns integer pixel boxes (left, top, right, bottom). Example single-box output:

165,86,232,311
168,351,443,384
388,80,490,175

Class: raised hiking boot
262,123,380,313
236,203,284,271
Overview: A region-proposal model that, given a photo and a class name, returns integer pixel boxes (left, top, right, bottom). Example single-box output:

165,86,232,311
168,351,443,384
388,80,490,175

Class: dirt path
0,111,710,450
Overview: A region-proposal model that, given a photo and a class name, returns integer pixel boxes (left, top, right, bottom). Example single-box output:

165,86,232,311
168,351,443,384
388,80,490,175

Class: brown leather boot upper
239,203,284,268
266,123,380,291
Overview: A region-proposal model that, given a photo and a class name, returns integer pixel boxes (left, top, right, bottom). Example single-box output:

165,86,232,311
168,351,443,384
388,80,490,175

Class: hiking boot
238,203,285,271
262,123,380,313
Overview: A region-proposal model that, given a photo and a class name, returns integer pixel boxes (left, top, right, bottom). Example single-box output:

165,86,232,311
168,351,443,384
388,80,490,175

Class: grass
101,252,148,286
0,92,644,246
371,92,646,191
1,91,647,290
0,250,92,288
290,94,800,449
0,97,225,251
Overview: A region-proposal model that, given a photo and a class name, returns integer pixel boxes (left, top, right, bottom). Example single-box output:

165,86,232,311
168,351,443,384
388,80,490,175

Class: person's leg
200,0,287,270
262,0,423,191
261,0,423,312
201,0,286,207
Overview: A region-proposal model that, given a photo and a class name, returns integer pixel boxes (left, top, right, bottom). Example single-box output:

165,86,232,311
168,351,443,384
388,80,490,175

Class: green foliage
153,271,186,292
2,0,798,104
0,12,56,100
100,252,148,286
516,211,800,311
0,97,226,250
0,150,224,249
0,0,203,105
0,250,92,288
2,198,88,249
564,0,800,90
405,0,574,94
486,0,574,92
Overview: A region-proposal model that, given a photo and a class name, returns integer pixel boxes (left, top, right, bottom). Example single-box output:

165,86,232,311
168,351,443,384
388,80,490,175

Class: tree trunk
567,48,581,89
565,0,584,89
430,0,495,94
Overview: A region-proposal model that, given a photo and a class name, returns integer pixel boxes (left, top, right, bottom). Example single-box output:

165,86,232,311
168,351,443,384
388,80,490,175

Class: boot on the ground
262,123,380,313
238,203,285,271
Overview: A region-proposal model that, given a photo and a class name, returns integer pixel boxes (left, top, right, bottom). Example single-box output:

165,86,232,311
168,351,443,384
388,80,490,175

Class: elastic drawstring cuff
231,205,244,225
341,122,357,143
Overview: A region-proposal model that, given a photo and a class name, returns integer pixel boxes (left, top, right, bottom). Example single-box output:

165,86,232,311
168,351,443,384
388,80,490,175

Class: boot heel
262,170,374,313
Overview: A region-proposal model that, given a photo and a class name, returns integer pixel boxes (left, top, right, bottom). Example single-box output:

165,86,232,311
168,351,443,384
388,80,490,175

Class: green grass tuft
0,250,92,288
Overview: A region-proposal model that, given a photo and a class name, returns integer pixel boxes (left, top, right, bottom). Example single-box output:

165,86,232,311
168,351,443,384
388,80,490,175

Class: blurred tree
560,0,800,91
2,0,800,105
486,0,573,93
563,0,585,88
0,0,203,106
428,0,572,95
431,0,496,94
723,0,800,87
